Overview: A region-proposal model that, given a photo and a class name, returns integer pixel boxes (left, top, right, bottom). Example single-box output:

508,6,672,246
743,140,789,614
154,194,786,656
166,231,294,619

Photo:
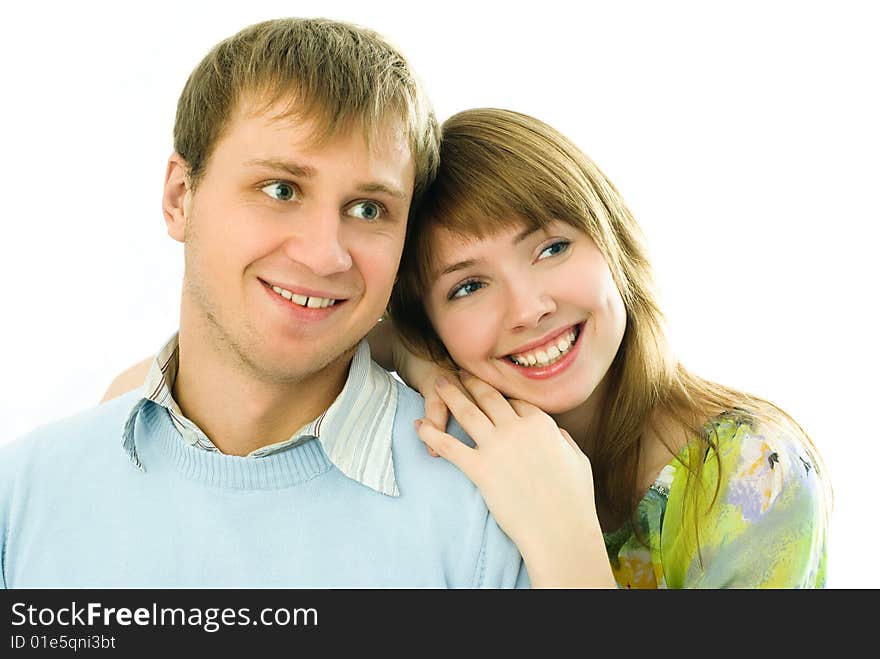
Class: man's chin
246,341,361,385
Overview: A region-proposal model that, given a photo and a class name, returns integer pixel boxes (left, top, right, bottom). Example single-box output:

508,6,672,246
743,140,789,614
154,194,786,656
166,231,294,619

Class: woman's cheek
437,308,487,370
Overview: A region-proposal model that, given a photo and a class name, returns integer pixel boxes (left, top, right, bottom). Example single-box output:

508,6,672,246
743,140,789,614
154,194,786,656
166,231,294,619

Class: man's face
172,98,415,383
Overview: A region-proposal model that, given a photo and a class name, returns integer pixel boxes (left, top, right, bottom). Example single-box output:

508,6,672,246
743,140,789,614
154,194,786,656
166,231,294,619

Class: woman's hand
391,336,461,441
414,373,616,588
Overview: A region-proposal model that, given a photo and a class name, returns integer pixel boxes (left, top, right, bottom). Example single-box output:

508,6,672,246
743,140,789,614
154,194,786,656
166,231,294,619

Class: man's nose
281,209,353,277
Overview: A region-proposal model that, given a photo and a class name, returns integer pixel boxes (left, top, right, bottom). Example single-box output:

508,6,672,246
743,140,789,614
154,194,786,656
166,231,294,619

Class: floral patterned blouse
602,410,831,588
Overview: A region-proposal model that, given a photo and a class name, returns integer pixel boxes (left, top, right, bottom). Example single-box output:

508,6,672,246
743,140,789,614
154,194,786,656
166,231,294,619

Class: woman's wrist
521,521,616,588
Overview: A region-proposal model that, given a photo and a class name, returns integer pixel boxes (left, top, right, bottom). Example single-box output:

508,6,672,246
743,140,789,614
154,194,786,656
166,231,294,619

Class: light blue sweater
1,385,529,588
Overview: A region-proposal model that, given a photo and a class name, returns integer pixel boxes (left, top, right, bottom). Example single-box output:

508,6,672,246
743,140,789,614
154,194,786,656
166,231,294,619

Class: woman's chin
496,387,591,416
533,398,588,416
473,367,594,416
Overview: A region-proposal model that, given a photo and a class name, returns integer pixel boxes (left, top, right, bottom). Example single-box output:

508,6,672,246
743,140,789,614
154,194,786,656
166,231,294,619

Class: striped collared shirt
121,332,401,496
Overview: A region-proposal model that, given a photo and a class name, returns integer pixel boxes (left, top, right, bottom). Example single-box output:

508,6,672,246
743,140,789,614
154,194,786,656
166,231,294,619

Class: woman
103,108,831,588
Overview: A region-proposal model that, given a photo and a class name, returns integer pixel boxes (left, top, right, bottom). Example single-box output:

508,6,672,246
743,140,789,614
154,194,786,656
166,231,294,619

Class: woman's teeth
508,327,579,367
271,285,337,309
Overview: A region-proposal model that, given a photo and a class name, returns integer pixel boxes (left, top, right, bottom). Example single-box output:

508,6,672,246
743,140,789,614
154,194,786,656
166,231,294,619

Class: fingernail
435,376,448,388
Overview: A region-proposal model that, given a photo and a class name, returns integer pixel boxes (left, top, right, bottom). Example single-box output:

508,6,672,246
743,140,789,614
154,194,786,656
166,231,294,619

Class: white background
1,0,876,588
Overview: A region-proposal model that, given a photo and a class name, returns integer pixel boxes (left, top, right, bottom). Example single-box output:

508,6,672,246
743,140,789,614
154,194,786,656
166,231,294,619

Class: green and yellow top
603,411,830,588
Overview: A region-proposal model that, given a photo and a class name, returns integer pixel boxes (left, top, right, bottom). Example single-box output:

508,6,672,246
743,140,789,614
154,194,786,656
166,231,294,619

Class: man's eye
537,240,570,260
260,181,296,201
347,201,383,221
449,280,484,300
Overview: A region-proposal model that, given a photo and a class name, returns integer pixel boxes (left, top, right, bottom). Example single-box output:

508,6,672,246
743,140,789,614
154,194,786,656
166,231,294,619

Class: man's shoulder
387,380,528,587
391,376,424,417
1,389,141,474
391,377,475,442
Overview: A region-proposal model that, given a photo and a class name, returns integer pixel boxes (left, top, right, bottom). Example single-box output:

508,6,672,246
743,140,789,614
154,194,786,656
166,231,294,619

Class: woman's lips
501,322,585,380
504,323,579,357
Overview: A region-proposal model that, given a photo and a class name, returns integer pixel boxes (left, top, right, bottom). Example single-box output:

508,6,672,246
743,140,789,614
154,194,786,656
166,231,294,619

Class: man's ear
163,152,191,243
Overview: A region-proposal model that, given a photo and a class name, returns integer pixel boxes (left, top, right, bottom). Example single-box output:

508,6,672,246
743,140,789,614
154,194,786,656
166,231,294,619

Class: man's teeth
271,285,337,309
509,328,578,367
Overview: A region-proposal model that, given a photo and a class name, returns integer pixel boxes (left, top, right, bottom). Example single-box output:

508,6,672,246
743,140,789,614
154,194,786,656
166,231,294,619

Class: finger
423,389,450,433
559,428,591,473
458,372,518,425
423,390,445,456
559,427,581,452
423,373,474,406
442,373,476,405
414,417,441,457
508,398,544,417
416,367,467,399
434,376,494,442
415,419,480,479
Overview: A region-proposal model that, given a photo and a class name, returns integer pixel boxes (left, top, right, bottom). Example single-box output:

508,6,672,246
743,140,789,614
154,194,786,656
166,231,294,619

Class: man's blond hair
174,17,439,205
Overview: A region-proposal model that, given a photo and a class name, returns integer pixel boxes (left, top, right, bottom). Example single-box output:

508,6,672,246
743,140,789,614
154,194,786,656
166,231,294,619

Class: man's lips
259,279,352,318
259,278,348,302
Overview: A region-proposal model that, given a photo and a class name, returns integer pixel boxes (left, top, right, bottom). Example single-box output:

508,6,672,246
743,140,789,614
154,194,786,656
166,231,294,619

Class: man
0,18,528,588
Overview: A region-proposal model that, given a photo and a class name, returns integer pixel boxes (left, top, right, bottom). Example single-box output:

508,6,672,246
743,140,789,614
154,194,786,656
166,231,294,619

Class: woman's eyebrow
514,226,541,244
434,226,544,279
436,258,477,278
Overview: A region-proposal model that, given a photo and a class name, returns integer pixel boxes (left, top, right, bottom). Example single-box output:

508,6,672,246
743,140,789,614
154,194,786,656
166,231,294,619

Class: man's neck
172,330,351,457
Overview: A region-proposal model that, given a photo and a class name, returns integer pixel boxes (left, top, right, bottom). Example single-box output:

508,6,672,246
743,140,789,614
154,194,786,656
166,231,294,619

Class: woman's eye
347,201,383,221
260,181,296,201
449,280,484,300
537,240,570,260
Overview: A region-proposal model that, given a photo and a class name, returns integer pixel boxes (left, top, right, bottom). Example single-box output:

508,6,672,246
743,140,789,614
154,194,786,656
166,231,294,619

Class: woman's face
424,220,627,415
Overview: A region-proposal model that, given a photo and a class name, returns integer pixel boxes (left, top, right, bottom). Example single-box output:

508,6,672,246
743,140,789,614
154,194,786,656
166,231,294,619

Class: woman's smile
500,322,584,379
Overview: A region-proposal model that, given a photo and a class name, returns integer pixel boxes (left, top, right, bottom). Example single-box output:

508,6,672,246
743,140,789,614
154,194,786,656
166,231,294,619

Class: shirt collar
122,332,400,496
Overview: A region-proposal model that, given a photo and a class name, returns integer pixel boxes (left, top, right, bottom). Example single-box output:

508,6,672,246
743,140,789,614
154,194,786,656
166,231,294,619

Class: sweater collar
122,332,400,496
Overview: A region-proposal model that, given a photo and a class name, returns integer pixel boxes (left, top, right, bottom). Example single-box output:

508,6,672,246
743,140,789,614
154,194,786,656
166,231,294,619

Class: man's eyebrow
244,159,408,200
434,226,543,279
244,158,316,178
356,182,408,201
